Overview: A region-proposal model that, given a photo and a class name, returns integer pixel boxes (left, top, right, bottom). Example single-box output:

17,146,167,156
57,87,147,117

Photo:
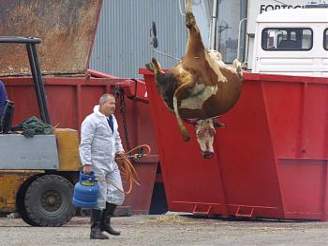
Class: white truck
251,8,328,76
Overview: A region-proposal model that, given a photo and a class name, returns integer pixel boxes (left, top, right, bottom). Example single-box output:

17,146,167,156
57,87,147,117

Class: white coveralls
79,105,125,209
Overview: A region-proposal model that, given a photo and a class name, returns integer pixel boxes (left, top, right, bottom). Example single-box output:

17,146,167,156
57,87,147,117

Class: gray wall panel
90,0,188,78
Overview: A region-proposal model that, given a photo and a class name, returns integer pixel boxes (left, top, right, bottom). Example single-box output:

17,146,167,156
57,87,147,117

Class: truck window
324,29,328,50
262,28,313,51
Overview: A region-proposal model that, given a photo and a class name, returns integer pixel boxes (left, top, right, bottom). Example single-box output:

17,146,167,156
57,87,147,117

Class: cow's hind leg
185,0,197,30
186,12,196,29
184,1,205,57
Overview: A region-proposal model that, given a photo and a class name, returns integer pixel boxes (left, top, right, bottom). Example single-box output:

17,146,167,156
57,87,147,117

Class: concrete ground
1,214,328,246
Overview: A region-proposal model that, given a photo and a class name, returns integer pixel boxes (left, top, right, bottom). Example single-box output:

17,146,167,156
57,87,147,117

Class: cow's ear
145,63,154,72
213,120,225,128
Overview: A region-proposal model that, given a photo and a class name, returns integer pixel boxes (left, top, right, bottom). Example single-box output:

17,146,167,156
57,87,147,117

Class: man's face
101,97,116,116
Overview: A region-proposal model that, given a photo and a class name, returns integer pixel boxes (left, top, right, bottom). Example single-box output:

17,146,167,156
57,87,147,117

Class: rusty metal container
0,0,102,76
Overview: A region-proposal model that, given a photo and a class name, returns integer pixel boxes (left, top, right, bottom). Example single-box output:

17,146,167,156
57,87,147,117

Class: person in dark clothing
0,80,8,117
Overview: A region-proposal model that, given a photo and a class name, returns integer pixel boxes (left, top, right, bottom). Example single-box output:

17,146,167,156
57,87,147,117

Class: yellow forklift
0,36,81,226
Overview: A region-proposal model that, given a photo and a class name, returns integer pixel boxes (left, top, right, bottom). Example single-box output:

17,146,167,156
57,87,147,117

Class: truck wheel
24,174,75,226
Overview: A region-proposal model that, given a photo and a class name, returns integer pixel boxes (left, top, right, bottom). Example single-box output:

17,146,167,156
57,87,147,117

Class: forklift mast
0,36,50,124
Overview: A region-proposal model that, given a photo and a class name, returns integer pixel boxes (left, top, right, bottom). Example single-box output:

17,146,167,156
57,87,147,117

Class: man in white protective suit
79,93,125,240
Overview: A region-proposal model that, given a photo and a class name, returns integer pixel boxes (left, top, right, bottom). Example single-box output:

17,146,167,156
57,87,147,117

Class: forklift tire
19,205,39,226
16,177,39,226
24,174,75,226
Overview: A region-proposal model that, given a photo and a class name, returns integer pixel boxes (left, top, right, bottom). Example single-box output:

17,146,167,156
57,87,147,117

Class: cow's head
195,119,216,159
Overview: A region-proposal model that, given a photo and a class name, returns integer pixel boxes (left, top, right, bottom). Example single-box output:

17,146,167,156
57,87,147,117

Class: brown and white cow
146,0,243,159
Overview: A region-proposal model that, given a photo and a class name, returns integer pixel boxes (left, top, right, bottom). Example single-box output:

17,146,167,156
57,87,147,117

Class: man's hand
115,151,125,159
116,151,125,156
83,164,92,173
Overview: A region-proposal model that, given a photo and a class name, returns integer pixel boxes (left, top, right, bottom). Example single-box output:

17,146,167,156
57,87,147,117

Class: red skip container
3,75,158,215
140,69,328,220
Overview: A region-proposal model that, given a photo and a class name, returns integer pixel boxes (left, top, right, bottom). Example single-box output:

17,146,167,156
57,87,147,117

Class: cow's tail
173,85,191,142
173,96,190,142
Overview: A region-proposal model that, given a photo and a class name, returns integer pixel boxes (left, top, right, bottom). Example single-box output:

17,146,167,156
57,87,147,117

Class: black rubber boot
90,209,109,240
101,203,121,236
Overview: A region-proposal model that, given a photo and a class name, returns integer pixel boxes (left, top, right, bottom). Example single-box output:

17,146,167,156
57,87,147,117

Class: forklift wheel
16,177,39,226
24,174,75,226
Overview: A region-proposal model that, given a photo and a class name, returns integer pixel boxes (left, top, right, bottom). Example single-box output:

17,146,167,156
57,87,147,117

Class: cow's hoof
151,57,162,71
233,59,243,79
232,59,241,70
214,121,225,128
145,63,154,72
185,12,196,28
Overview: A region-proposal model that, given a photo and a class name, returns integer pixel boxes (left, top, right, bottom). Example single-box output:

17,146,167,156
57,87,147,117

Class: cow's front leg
145,57,162,75
232,59,243,79
216,58,243,82
173,82,195,142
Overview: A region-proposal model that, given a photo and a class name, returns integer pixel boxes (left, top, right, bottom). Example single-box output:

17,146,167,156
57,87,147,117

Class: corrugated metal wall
90,0,188,78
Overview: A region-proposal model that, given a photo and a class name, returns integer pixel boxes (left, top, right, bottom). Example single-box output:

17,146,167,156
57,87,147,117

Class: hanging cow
146,0,243,159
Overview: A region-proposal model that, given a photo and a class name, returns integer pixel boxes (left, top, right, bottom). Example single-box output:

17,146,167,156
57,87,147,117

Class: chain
113,87,131,150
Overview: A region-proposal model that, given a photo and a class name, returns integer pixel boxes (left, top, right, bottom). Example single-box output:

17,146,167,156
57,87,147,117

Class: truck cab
251,8,328,76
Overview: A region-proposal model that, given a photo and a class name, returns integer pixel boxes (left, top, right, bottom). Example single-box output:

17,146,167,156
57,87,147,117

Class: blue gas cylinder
72,171,99,208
